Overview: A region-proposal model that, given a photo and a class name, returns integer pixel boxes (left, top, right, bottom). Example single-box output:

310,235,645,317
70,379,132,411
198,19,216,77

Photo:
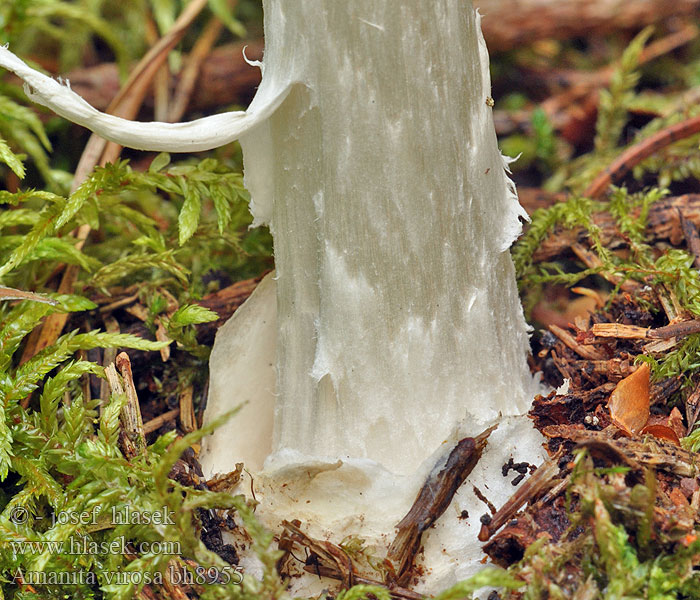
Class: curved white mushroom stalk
0,1,546,592
0,46,290,152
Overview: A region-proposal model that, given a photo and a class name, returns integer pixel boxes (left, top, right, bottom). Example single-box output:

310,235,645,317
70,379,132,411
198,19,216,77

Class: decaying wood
548,324,607,360
478,450,564,542
567,358,637,381
115,352,147,456
530,383,615,430
592,319,700,341
205,463,243,492
179,384,197,433
533,194,700,263
386,426,494,585
162,558,191,600
105,357,146,458
571,429,698,478
279,521,422,600
650,376,682,406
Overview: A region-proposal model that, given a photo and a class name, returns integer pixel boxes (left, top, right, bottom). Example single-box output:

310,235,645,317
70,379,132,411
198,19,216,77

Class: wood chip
591,323,650,339
387,426,494,585
549,324,607,360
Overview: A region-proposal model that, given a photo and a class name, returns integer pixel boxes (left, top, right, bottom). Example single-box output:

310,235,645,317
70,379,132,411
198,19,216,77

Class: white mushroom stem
247,2,536,476
0,1,546,591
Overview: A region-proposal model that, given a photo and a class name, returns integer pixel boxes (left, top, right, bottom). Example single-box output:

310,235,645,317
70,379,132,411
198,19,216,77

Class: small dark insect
459,510,469,520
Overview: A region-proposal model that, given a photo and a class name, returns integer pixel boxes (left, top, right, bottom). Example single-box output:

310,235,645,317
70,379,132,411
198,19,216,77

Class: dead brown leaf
640,424,681,446
608,362,650,435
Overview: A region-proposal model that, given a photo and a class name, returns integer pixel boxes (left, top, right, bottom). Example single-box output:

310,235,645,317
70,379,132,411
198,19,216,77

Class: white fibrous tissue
0,1,546,593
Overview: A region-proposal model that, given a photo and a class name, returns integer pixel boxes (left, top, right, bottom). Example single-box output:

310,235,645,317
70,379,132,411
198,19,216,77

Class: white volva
0,1,546,592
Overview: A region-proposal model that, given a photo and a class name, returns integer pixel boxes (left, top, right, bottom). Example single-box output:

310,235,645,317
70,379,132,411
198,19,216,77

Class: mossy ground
2,2,700,598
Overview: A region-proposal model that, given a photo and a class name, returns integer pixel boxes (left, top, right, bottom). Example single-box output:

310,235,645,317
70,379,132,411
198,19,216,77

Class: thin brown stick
592,319,700,340
66,41,263,115
143,408,180,434
168,16,225,122
585,115,700,199
75,0,210,182
549,324,607,361
0,286,56,305
570,243,640,293
386,426,495,585
98,293,140,313
306,564,424,600
144,18,171,122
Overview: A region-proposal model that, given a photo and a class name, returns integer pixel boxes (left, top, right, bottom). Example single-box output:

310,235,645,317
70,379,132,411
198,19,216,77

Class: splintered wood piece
591,323,650,339
110,353,147,457
643,338,678,354
179,385,196,433
533,194,700,263
280,521,356,589
568,358,637,380
386,426,495,585
608,362,650,435
548,324,607,361
279,521,422,600
571,429,697,478
478,450,564,542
